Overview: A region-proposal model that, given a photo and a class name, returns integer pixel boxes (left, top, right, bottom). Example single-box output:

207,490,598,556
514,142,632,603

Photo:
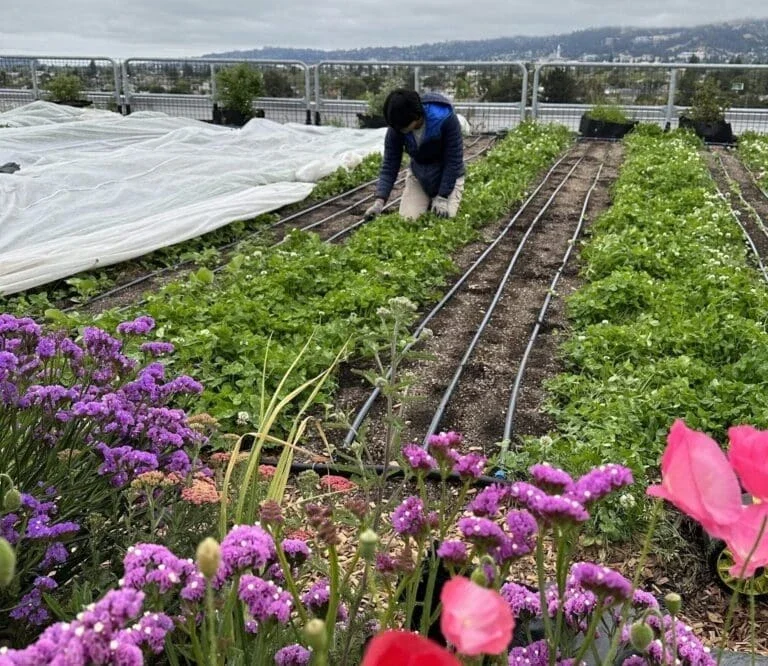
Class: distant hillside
205,18,768,63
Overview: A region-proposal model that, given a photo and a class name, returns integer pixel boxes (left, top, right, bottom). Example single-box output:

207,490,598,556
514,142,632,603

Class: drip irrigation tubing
420,158,585,448
712,153,768,284
342,148,579,447
497,163,605,471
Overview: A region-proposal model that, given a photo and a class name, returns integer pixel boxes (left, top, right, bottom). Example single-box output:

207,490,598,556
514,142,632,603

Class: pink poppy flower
647,420,742,540
440,576,514,656
728,425,768,502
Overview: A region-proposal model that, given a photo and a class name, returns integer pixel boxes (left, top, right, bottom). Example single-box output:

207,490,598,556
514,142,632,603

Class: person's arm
437,115,464,198
374,129,404,202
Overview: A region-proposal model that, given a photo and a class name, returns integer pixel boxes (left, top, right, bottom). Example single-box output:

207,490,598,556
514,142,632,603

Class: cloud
1,0,768,57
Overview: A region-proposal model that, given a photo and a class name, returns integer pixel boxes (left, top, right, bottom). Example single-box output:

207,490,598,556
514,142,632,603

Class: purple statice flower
275,644,312,666
509,482,589,524
501,582,541,618
468,484,509,518
375,553,397,574
530,463,574,493
451,452,487,479
568,464,634,505
3,588,158,664
20,384,77,411
490,510,538,565
569,562,632,603
82,326,123,358
426,431,463,461
641,616,715,666
401,443,437,472
96,443,159,487
122,612,175,653
158,375,204,399
34,337,57,359
508,640,550,666
632,589,659,610
117,316,156,336
10,576,58,626
437,540,468,566
267,563,286,583
217,524,276,583
621,657,647,666
1,514,19,545
139,341,175,356
458,516,506,550
300,579,347,621
40,542,69,569
281,539,310,566
122,544,198,595
560,588,599,630
391,496,428,537
25,516,80,541
238,575,293,625
180,571,207,603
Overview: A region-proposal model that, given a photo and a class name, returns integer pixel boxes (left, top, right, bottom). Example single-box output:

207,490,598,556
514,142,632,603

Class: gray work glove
431,196,450,218
364,198,385,220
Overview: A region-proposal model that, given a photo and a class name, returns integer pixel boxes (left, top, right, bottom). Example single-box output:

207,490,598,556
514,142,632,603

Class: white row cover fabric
0,102,386,295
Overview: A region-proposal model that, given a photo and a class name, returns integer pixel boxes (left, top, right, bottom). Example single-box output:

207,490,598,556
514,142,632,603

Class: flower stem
717,516,767,666
572,598,606,666
602,500,661,666
535,532,556,666
205,583,217,666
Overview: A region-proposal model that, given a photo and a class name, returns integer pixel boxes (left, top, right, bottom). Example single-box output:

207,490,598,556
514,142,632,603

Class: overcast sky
2,1,768,58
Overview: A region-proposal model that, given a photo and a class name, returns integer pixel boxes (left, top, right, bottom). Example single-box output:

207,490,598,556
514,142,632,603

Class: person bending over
365,89,465,221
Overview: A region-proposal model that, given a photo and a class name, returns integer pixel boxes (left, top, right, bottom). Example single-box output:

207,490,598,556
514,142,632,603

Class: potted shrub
357,75,409,129
213,63,265,127
357,87,390,129
46,73,92,108
679,77,735,144
579,104,637,139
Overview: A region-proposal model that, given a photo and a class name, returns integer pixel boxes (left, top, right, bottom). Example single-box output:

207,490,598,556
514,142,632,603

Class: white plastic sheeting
0,102,386,295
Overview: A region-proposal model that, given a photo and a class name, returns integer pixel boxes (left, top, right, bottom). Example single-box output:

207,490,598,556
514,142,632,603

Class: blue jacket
375,92,465,201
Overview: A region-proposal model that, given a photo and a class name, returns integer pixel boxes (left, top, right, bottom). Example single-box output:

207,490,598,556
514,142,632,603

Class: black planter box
212,104,265,127
357,113,387,129
678,116,735,144
53,99,93,108
579,114,637,139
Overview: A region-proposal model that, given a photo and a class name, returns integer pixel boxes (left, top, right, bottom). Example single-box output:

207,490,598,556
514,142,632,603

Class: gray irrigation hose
498,163,604,471
420,158,585,448
342,149,577,447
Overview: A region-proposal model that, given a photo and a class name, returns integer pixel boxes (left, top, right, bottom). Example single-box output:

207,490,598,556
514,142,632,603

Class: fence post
520,64,528,122
414,66,421,93
304,65,312,124
30,59,39,101
111,60,121,113
121,61,131,114
531,65,542,120
665,67,678,130
314,65,321,125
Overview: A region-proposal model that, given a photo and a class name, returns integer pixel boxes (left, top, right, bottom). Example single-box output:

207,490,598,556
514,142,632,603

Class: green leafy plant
685,77,732,123
586,104,631,124
215,63,264,119
503,130,768,539
46,74,83,102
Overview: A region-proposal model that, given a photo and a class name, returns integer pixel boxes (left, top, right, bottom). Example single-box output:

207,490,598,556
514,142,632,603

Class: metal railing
313,60,528,131
530,61,768,134
4,54,768,135
122,58,312,123
0,55,120,112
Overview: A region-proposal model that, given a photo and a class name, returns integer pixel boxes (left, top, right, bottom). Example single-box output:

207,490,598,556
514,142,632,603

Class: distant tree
87,59,98,78
479,71,523,102
541,67,578,103
262,70,294,97
182,62,194,78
